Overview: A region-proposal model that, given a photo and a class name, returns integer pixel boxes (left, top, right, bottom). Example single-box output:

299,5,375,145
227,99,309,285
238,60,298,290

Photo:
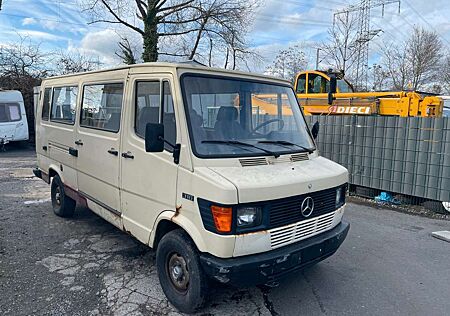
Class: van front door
120,76,178,244
75,82,125,214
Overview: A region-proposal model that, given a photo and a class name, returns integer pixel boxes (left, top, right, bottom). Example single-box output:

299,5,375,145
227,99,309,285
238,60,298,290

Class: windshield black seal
180,72,316,159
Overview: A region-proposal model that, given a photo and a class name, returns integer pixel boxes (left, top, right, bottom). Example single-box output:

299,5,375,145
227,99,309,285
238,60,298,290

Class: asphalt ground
1,146,449,316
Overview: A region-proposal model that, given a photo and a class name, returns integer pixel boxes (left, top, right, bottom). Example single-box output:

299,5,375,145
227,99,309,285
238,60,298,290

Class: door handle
121,152,134,159
68,147,78,157
108,149,119,156
75,140,83,146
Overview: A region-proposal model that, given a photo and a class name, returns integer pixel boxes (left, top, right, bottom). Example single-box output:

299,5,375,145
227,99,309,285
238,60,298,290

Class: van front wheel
51,174,76,218
156,229,208,313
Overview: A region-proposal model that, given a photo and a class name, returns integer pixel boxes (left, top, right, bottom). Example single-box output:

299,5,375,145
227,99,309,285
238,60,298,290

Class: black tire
156,229,208,313
51,174,76,218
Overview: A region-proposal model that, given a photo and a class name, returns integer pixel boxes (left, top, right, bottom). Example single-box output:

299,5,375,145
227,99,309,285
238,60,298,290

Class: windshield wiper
258,140,315,154
202,140,281,158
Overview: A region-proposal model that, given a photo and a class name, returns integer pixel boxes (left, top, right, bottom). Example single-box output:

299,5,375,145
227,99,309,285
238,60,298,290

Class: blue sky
0,0,449,72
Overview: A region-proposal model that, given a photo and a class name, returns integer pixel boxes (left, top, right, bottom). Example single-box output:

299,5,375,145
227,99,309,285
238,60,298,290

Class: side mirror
328,74,337,105
311,121,320,140
145,123,164,152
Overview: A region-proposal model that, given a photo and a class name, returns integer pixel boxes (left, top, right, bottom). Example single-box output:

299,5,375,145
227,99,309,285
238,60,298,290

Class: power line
403,0,450,46
334,0,401,90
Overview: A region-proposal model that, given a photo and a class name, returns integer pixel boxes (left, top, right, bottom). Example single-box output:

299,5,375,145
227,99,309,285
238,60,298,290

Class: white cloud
22,17,37,26
69,29,124,66
16,29,64,41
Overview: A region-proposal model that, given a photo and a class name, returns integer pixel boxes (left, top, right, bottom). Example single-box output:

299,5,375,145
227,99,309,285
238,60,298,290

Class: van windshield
182,74,315,158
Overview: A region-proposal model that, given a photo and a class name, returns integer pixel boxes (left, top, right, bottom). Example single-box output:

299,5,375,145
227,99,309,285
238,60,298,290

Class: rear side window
0,103,21,123
41,88,51,121
80,83,124,132
51,86,78,124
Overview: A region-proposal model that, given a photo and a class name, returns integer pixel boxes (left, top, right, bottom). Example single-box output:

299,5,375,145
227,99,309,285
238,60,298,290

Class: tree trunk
142,1,158,62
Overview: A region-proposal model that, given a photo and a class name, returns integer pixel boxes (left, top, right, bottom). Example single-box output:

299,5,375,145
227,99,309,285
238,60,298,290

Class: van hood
207,156,348,203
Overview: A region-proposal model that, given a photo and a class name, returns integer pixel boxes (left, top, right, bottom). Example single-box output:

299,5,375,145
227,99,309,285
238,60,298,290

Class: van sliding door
75,82,125,215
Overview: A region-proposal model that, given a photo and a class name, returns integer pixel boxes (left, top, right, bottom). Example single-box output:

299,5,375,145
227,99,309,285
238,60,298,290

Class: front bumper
199,221,350,286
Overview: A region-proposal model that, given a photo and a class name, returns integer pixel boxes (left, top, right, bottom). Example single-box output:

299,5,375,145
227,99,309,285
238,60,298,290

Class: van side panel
75,74,128,214
37,81,80,191
120,74,179,244
46,116,79,189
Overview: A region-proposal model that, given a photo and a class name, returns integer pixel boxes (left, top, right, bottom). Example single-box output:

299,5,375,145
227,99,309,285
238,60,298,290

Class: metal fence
306,116,450,202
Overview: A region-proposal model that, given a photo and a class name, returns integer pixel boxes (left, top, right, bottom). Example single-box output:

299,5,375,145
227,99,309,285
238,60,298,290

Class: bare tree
116,37,138,65
0,36,50,140
265,44,308,81
54,51,100,75
381,42,409,90
442,54,450,94
381,26,443,91
81,0,259,64
369,64,389,91
407,27,442,90
321,12,359,80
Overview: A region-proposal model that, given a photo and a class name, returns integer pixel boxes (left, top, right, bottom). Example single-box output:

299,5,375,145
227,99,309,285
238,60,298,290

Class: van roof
0,90,24,103
43,61,290,84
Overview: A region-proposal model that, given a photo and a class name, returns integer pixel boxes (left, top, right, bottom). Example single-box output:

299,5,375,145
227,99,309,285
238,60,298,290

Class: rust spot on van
171,205,182,220
239,230,268,237
122,225,132,235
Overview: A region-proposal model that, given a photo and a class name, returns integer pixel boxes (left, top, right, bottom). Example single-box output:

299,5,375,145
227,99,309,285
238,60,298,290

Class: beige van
34,62,349,313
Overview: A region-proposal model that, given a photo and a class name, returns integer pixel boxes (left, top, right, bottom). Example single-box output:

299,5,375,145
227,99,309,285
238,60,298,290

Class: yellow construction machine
294,70,443,117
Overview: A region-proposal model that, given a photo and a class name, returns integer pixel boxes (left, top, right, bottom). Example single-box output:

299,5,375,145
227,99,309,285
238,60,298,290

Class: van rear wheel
51,174,76,218
156,229,208,313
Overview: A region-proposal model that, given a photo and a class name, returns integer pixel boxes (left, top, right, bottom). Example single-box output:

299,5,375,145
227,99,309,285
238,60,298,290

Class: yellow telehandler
294,70,443,117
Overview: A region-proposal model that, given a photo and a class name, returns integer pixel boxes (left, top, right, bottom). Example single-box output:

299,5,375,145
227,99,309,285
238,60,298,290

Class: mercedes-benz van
33,62,349,313
0,90,29,146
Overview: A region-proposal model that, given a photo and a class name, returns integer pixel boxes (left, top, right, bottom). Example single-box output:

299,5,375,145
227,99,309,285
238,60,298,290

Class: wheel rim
167,253,190,293
55,186,61,206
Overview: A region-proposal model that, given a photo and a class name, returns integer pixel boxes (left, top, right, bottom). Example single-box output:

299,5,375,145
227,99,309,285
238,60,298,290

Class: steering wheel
251,119,284,135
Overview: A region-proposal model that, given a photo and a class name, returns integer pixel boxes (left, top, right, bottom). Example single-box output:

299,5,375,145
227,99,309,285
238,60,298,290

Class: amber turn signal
210,205,233,233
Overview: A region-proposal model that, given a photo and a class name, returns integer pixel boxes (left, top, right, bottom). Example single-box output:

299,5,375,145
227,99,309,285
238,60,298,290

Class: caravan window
80,83,124,132
50,86,78,124
0,103,21,123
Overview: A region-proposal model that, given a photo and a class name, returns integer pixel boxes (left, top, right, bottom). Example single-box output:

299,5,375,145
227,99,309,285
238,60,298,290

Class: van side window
135,81,161,138
50,86,78,124
135,81,176,152
81,83,124,132
41,88,51,121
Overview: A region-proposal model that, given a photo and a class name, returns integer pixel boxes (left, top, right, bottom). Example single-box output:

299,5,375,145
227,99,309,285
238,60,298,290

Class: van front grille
290,153,309,162
270,211,336,249
268,186,337,229
239,157,268,167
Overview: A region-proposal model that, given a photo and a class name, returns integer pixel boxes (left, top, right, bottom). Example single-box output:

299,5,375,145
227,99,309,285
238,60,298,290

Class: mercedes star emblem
301,196,314,217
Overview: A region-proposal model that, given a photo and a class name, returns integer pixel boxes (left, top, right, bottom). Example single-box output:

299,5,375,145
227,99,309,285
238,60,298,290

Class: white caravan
0,90,29,145
34,62,349,313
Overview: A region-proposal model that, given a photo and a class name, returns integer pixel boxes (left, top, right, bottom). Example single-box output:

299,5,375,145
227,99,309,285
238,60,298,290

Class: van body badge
182,193,194,202
301,197,314,217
